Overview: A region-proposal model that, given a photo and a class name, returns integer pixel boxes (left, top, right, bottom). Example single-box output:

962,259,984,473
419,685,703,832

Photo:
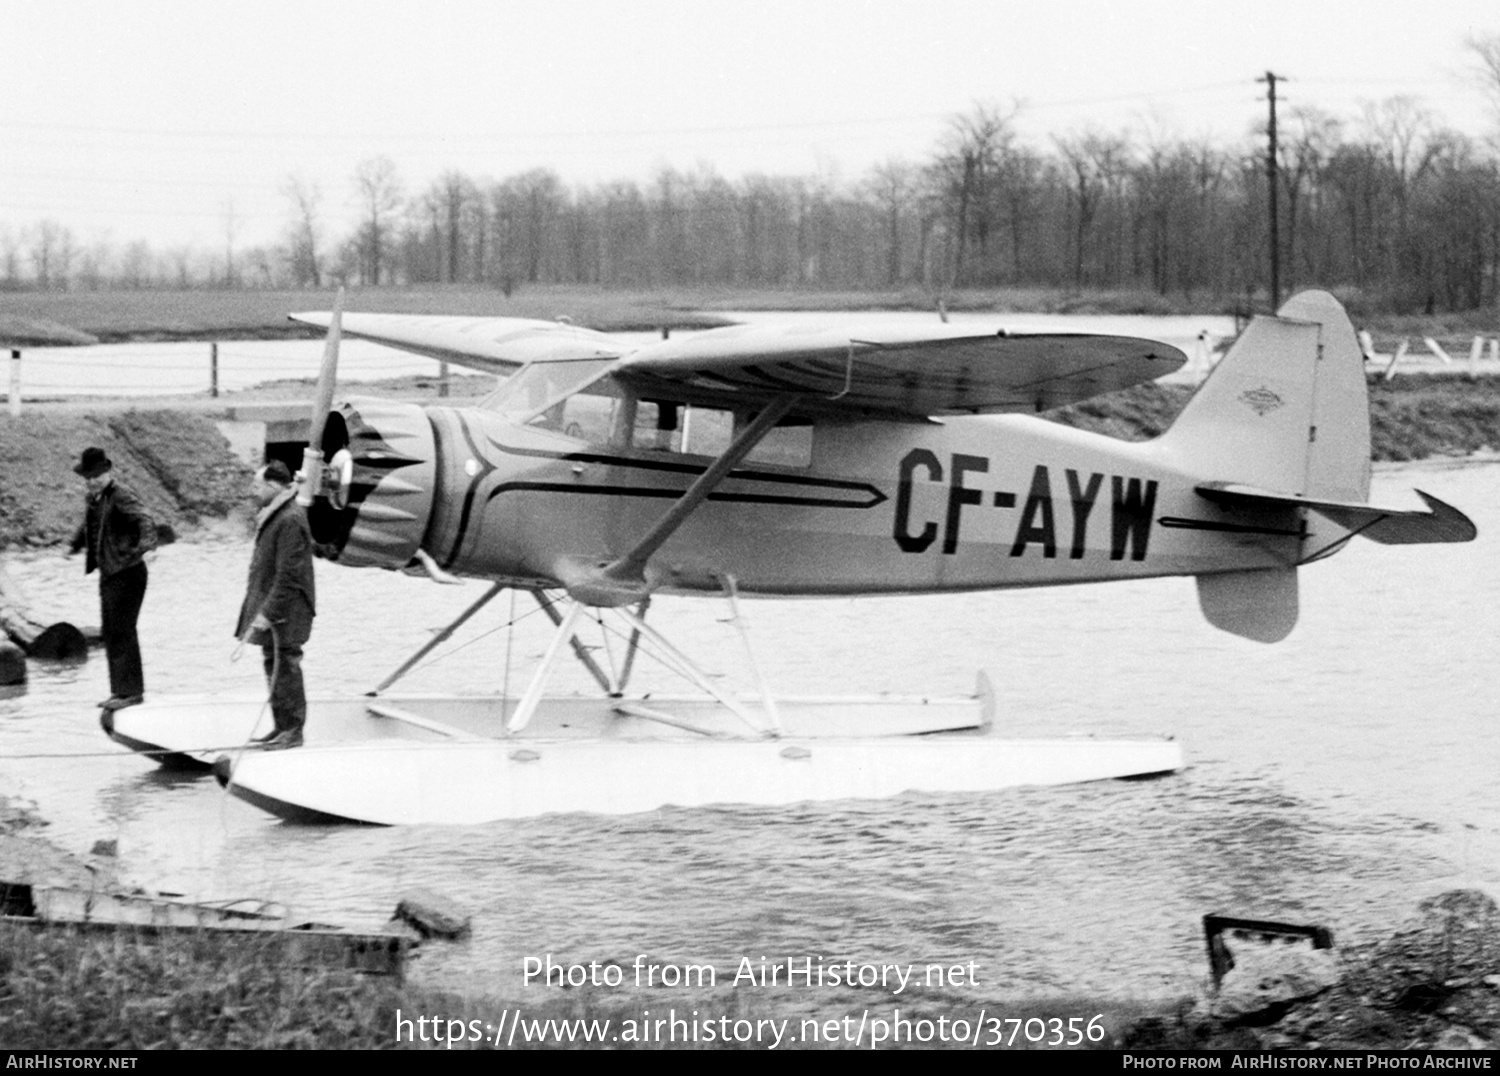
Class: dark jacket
235,491,316,647
70,480,158,579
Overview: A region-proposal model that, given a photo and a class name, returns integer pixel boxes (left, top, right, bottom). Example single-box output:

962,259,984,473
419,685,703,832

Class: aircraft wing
1196,483,1477,544
288,312,1184,416
611,321,1186,416
288,312,626,375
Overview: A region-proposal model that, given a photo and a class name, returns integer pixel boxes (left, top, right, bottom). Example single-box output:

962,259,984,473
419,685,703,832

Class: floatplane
102,290,1474,825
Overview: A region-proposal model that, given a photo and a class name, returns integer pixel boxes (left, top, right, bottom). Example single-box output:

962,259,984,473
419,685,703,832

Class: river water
0,454,1495,1008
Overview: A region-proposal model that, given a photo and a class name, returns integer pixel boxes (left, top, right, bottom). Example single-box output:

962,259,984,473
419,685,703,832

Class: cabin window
630,401,812,467
532,391,617,442
631,400,685,452
746,416,813,467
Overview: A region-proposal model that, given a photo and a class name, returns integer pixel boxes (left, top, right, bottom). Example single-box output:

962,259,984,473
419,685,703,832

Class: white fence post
7,349,18,418
1383,340,1408,382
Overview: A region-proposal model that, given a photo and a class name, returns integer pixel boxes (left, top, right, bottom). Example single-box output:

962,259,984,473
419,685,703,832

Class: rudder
1158,290,1370,503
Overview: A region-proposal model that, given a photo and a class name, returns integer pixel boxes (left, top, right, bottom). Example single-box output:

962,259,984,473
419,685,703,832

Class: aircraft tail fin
1163,291,1363,645
1163,291,1475,643
1157,290,1370,503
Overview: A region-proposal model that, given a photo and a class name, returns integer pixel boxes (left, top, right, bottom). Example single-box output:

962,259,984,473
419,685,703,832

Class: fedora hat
73,446,113,478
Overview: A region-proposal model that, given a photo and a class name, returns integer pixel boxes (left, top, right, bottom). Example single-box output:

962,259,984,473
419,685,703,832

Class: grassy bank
2,284,1496,349
1051,373,1500,460
0,918,1155,1050
1,897,1492,1049
0,285,745,342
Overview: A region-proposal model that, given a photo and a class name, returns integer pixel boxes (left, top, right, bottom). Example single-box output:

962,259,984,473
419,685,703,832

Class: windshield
479,357,619,422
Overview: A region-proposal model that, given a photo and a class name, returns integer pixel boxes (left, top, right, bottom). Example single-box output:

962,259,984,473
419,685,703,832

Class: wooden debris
0,561,87,660
0,881,412,977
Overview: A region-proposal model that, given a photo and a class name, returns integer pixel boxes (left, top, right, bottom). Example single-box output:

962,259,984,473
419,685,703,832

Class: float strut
612,596,651,695
613,603,772,737
507,600,587,733
531,590,614,694
369,581,506,694
718,574,781,733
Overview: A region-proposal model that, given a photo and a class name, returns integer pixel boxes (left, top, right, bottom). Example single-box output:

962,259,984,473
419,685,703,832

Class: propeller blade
308,287,344,450
298,288,344,507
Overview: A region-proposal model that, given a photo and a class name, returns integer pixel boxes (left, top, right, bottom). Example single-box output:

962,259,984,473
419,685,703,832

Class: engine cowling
310,398,436,569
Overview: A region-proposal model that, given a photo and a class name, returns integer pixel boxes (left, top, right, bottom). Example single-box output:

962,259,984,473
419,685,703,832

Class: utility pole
1259,71,1286,312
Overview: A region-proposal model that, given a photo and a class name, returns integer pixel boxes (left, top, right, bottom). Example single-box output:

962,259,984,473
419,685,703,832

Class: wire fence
2,340,488,398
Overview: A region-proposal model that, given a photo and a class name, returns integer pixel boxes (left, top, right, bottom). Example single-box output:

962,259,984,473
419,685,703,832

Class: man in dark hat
68,446,157,711
234,460,315,750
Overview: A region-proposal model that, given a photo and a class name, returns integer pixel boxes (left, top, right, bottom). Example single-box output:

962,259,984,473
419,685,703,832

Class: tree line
5,57,1500,313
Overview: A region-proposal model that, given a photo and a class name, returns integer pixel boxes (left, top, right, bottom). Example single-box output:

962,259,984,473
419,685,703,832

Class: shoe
262,728,304,751
250,728,281,744
100,695,143,712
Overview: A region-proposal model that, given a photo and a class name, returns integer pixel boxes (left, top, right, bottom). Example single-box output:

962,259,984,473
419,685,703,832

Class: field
3,283,1497,349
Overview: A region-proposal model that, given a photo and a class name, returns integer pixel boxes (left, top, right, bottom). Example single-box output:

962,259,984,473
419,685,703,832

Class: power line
0,80,1278,145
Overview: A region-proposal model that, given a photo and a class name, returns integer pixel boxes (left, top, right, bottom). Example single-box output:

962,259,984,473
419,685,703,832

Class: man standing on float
69,446,157,712
235,461,316,750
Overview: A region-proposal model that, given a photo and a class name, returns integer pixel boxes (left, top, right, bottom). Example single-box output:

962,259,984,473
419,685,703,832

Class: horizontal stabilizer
1196,483,1477,545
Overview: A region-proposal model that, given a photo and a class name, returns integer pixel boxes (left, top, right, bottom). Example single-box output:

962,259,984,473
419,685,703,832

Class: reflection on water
0,460,1495,1001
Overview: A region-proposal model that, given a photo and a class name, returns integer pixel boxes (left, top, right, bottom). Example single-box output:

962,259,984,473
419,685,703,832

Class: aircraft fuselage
332,398,1303,597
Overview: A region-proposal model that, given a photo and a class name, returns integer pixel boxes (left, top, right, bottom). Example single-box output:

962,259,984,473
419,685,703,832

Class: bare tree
1466,32,1500,121
77,232,113,291
281,175,324,288
0,227,21,288
28,220,74,289
352,156,404,285
931,102,1021,285
1279,107,1342,288
1055,131,1130,288
221,200,239,287
120,240,152,289
865,159,918,286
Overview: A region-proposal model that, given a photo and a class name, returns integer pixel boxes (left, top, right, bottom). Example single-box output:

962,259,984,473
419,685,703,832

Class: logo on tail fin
1238,386,1285,416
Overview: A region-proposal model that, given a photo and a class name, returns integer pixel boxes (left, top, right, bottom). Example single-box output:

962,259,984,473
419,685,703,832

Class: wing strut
555,395,799,607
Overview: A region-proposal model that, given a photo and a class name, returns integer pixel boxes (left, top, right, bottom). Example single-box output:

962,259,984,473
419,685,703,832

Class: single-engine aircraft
102,290,1475,825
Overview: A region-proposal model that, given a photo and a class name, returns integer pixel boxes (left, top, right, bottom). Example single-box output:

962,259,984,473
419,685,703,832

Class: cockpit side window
629,400,812,467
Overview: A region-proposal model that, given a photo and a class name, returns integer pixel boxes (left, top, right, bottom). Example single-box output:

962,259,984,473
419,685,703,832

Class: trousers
99,562,147,699
260,642,306,734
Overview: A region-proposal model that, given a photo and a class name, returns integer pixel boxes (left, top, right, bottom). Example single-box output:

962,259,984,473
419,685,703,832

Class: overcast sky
5,0,1498,253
